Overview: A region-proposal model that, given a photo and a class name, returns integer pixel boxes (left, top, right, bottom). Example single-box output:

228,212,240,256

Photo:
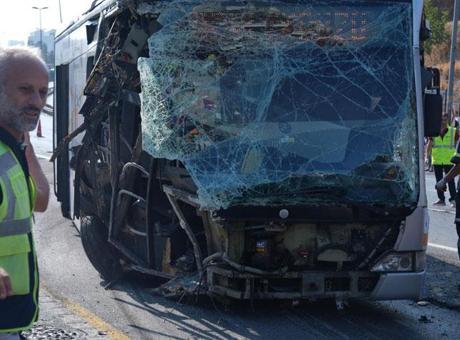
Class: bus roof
55,0,117,42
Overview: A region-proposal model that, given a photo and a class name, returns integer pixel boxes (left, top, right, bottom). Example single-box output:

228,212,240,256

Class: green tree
425,0,450,54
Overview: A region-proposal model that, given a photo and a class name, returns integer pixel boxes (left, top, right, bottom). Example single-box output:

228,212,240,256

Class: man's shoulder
0,136,11,155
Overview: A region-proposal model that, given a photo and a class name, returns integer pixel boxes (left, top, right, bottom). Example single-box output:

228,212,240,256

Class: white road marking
428,208,455,215
428,242,458,252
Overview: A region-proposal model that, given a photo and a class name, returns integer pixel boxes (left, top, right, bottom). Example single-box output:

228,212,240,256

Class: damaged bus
53,0,442,303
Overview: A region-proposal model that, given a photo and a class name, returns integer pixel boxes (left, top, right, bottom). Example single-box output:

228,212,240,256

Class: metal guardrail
42,88,54,115
42,103,54,115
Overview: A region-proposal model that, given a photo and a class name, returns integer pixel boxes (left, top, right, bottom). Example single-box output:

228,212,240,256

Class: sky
0,0,95,46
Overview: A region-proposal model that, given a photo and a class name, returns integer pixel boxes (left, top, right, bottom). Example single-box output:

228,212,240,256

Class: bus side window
86,20,98,45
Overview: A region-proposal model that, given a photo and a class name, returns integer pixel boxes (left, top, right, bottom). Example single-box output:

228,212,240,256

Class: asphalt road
32,172,460,338
425,172,459,251
29,117,460,339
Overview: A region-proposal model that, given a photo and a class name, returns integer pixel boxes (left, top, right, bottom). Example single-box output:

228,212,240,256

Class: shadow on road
425,253,460,310
103,273,436,339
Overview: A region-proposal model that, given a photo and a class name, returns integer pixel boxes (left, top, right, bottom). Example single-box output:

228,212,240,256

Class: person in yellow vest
426,115,458,207
0,47,50,339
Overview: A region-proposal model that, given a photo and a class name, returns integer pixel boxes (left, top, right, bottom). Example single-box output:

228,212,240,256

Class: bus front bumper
206,266,425,300
371,271,425,300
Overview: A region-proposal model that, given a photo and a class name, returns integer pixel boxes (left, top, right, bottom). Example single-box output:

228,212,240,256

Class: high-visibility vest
0,140,38,333
432,126,457,165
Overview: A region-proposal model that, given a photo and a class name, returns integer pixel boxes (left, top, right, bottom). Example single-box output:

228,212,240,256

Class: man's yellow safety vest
0,139,38,333
432,126,457,165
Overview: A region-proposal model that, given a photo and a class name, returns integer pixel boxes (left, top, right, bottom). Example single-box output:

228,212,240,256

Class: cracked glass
138,0,418,209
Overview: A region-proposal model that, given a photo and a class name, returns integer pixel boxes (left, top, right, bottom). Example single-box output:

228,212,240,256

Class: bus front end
54,0,437,302
137,0,429,300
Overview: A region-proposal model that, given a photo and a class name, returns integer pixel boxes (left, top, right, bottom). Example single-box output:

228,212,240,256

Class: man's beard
0,91,41,132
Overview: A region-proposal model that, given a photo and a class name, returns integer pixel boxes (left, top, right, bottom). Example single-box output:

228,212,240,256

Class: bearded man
0,47,50,339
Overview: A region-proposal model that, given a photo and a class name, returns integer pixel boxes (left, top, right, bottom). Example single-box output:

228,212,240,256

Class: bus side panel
54,64,71,218
55,21,96,221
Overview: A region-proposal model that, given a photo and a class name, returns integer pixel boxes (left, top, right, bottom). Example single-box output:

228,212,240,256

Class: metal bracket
163,185,203,273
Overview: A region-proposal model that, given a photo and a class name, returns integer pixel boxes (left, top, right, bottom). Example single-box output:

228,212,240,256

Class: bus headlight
371,252,413,272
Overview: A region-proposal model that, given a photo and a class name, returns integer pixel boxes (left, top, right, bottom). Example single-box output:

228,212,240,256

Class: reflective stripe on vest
432,126,456,165
0,144,32,237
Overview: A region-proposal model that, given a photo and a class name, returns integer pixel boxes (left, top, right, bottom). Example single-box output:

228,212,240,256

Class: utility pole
32,6,48,138
32,6,48,57
447,0,460,122
58,0,63,23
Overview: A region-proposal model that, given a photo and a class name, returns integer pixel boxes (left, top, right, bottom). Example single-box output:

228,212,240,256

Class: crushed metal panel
138,1,418,209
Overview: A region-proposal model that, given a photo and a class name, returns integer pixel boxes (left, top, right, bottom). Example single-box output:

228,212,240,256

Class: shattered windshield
138,0,418,209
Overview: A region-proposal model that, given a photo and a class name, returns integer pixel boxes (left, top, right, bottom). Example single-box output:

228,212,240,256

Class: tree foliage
425,0,450,54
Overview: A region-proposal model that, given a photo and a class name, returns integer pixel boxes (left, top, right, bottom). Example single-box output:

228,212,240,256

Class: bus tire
80,215,123,281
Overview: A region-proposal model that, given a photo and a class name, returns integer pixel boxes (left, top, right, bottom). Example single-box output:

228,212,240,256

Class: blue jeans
434,165,456,201
454,194,460,259
0,333,20,340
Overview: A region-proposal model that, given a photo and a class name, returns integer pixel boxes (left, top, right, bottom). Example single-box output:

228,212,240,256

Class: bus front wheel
80,215,123,281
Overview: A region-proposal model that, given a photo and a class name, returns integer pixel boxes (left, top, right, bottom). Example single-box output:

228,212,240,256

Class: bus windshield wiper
297,187,345,195
276,186,347,198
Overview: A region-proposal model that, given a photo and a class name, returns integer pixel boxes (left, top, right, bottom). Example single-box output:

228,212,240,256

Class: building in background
27,29,56,67
7,40,25,47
